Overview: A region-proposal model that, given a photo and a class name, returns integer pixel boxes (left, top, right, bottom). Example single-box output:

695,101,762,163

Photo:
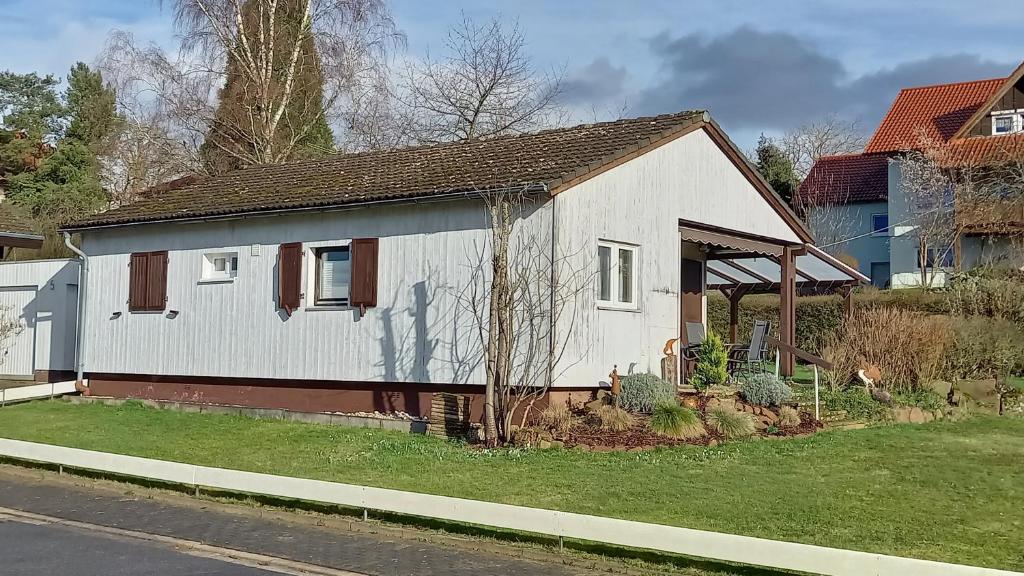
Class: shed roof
67,111,716,230
0,203,43,248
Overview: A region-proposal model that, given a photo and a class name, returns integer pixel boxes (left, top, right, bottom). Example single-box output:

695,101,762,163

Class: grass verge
0,400,1022,571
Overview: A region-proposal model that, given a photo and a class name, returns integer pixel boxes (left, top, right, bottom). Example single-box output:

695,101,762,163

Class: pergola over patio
680,222,868,376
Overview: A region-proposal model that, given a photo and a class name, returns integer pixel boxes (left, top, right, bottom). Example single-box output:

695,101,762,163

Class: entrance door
0,286,36,378
870,262,890,289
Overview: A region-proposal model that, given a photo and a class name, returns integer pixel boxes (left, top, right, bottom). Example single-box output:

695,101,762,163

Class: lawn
1,400,1022,571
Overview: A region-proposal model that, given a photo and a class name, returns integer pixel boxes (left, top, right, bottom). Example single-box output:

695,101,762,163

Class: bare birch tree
99,0,401,174
399,15,565,144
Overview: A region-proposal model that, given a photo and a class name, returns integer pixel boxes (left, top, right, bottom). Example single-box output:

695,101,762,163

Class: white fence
0,438,1017,576
0,381,76,405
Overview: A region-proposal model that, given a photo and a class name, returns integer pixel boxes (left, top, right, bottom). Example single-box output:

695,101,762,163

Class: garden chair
680,322,705,379
728,320,772,375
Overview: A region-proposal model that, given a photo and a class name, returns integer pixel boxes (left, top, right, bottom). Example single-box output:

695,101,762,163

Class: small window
597,241,638,310
918,247,954,269
201,251,238,281
871,214,889,236
991,111,1024,135
314,246,351,306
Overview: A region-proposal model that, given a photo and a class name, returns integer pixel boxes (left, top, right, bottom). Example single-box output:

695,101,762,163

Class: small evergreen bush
778,405,801,427
706,405,755,439
649,401,705,439
588,405,634,432
619,373,675,413
739,373,793,407
690,330,728,394
821,387,888,421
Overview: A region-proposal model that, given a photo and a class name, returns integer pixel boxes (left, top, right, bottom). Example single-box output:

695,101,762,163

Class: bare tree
100,0,401,174
456,187,590,445
400,15,565,144
782,114,866,179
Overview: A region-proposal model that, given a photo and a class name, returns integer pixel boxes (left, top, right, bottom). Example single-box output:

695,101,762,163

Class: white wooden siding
0,259,80,375
553,128,800,386
81,201,552,385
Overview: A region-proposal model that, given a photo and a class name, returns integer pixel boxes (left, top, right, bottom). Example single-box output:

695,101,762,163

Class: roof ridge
897,77,1005,93
227,109,707,176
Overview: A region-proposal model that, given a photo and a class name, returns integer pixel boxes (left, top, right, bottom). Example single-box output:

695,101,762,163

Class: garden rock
761,408,778,423
909,407,926,424
925,380,954,398
957,380,1000,412
681,395,699,409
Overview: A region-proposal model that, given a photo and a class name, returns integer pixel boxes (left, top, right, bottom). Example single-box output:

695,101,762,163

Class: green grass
1,400,1023,570
1009,376,1024,391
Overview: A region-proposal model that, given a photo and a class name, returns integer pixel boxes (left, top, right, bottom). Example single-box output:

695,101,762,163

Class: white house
60,111,861,420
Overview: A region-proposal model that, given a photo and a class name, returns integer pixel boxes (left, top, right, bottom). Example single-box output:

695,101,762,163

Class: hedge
707,288,951,355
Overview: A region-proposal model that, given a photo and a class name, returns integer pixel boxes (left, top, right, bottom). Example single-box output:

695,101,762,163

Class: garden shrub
705,405,755,438
649,401,705,439
588,405,634,432
537,403,573,434
947,269,1024,326
822,307,951,393
820,387,888,421
778,405,801,427
690,330,728,394
946,316,1024,379
739,373,793,407
618,373,675,413
892,389,947,412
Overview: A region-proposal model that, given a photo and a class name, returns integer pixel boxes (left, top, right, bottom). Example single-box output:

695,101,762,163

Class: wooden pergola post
721,285,750,344
779,246,797,377
840,285,853,319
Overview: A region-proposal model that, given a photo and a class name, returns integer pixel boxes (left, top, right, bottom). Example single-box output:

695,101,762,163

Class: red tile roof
864,78,1005,154
795,153,889,207
946,133,1024,167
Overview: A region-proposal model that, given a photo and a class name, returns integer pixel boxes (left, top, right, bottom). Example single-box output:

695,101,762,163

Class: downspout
62,232,88,390
547,185,556,390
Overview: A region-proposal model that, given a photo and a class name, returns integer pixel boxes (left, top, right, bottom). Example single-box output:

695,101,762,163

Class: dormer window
992,110,1024,135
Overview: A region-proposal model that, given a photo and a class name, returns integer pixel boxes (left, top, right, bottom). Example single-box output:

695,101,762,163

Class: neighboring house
798,61,1024,288
58,111,861,419
0,204,78,382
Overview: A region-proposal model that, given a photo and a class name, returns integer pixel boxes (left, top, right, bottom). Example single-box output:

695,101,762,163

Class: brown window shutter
350,238,379,314
278,242,303,315
146,251,168,311
128,252,149,312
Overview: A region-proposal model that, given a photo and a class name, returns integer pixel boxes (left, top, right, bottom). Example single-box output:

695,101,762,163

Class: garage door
0,286,36,377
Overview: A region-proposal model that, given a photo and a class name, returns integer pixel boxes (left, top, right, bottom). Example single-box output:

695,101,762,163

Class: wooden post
840,286,853,319
779,246,797,377
726,285,749,344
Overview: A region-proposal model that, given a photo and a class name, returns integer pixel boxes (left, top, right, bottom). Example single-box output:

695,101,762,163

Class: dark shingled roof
796,153,890,207
67,110,708,229
0,203,41,237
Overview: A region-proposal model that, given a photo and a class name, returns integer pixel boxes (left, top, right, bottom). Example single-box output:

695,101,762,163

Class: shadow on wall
0,260,79,378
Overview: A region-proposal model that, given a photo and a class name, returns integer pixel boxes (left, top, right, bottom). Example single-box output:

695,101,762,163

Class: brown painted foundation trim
85,373,597,422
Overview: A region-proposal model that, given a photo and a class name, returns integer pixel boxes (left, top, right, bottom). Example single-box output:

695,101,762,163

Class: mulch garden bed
555,395,823,451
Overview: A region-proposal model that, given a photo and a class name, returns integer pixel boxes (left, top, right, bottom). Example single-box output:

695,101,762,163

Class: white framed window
200,251,238,282
991,110,1024,135
313,246,351,306
597,240,638,310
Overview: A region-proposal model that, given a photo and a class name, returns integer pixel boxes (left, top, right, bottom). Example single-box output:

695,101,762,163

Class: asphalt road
0,518,281,576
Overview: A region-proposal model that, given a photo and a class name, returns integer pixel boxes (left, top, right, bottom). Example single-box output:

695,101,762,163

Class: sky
1,0,1022,149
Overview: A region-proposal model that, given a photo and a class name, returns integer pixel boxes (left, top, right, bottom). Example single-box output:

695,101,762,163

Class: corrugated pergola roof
705,244,867,292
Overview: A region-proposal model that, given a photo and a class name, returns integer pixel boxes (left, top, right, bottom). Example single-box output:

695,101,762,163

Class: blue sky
2,0,1022,148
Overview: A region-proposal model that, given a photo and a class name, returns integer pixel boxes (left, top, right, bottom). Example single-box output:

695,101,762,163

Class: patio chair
728,320,772,375
680,322,705,379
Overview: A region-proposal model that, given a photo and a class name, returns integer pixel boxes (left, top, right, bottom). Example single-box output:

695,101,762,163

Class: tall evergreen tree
201,0,334,174
754,134,799,208
65,62,120,152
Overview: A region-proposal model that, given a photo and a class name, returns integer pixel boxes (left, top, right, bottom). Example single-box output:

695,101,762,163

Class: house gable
954,61,1024,139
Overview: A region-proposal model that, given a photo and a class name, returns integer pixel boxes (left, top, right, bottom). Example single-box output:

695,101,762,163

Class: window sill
198,277,235,285
305,304,352,312
597,303,641,313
